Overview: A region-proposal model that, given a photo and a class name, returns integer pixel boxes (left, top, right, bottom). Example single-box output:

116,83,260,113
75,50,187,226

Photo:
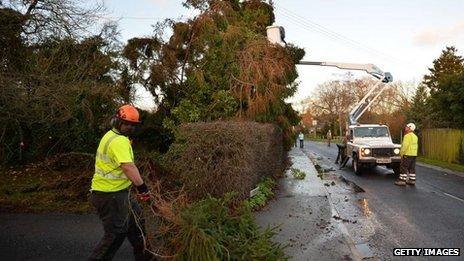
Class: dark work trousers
400,156,417,181
89,190,150,261
299,139,304,148
335,144,345,164
400,156,416,174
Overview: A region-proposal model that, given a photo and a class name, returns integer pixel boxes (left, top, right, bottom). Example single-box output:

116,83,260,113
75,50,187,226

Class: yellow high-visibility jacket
91,129,134,192
400,132,418,157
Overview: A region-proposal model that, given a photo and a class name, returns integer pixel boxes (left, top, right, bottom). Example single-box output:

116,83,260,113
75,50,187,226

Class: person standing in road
395,123,418,186
89,105,152,261
326,130,332,147
299,132,304,148
336,131,349,165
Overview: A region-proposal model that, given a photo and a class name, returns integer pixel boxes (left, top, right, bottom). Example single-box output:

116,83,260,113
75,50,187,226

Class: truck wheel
392,163,400,177
353,155,362,175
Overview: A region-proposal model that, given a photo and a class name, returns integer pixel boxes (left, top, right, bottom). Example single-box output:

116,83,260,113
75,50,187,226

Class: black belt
91,188,129,194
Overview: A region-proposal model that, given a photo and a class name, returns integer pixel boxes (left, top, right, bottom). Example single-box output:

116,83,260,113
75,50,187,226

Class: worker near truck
336,130,349,167
326,130,332,147
299,132,304,148
395,123,418,186
89,105,152,261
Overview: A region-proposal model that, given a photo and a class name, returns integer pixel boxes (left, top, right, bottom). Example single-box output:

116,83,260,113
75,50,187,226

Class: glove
136,183,150,202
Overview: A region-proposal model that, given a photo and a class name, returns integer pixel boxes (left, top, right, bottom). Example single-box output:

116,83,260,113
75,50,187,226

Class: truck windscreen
354,127,390,138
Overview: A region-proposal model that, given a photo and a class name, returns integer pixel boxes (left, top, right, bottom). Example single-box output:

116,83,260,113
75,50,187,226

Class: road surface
0,213,132,260
2,141,463,260
303,140,464,260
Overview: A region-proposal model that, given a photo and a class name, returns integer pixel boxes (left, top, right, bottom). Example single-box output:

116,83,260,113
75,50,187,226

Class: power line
92,5,405,66
277,7,401,64
274,4,409,66
92,13,198,22
91,14,166,22
278,12,370,57
109,16,164,20
275,5,393,59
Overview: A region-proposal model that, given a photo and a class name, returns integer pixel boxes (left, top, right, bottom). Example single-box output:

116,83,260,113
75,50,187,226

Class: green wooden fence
420,129,464,163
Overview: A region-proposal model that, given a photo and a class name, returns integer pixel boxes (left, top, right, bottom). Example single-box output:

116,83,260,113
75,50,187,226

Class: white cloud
413,21,464,46
146,0,169,5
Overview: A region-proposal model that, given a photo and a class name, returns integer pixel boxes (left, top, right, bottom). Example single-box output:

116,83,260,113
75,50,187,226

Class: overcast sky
101,0,464,109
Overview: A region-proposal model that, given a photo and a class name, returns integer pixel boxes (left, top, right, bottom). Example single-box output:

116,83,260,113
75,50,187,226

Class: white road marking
443,192,464,203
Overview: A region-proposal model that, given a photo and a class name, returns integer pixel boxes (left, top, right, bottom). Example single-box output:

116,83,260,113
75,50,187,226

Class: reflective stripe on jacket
91,129,134,192
400,132,418,156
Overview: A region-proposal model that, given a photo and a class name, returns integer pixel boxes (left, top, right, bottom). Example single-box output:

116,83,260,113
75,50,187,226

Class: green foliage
172,100,202,123
0,35,121,164
175,195,286,260
290,168,306,180
407,84,432,130
0,8,27,73
429,73,464,128
123,0,304,150
133,109,174,153
247,177,276,210
423,46,464,91
412,46,464,129
209,90,240,119
418,156,464,173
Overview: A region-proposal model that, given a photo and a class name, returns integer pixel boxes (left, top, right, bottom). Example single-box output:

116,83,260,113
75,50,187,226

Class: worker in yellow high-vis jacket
89,105,151,261
395,123,419,186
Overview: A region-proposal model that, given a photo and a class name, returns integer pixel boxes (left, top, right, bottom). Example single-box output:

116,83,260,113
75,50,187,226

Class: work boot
406,173,416,185
395,174,407,186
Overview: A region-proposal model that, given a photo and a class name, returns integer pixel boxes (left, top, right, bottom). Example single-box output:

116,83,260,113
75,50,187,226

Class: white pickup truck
266,25,400,176
346,124,401,175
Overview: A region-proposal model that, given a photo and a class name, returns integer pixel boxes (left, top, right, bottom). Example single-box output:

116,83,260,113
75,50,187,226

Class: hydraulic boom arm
298,61,393,125
266,25,394,125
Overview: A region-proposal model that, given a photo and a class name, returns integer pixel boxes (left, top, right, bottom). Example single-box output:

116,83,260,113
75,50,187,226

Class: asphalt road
2,142,463,260
0,213,132,261
303,140,464,260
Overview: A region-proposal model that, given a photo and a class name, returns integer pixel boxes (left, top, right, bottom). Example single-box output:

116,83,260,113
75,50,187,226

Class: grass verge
306,137,327,142
246,177,277,210
418,157,464,173
0,166,91,213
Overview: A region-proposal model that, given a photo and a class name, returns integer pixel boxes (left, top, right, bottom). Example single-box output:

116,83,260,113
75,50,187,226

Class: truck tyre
353,155,362,175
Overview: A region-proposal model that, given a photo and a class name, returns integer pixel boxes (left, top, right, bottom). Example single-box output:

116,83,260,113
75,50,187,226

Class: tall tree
1,0,104,43
430,73,464,128
0,1,122,164
422,46,464,128
123,0,304,149
407,84,432,129
423,46,464,92
0,8,27,73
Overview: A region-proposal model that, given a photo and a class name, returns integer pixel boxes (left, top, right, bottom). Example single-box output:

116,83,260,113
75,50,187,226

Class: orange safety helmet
116,105,141,124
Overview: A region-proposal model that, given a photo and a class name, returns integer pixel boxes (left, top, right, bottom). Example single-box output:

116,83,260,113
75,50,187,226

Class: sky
100,0,464,110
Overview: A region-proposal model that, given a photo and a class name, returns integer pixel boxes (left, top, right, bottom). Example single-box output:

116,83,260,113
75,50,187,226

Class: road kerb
304,149,364,261
416,162,464,178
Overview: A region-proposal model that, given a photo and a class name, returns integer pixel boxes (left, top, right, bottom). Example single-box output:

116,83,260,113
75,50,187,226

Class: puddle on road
355,242,375,259
358,198,373,217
